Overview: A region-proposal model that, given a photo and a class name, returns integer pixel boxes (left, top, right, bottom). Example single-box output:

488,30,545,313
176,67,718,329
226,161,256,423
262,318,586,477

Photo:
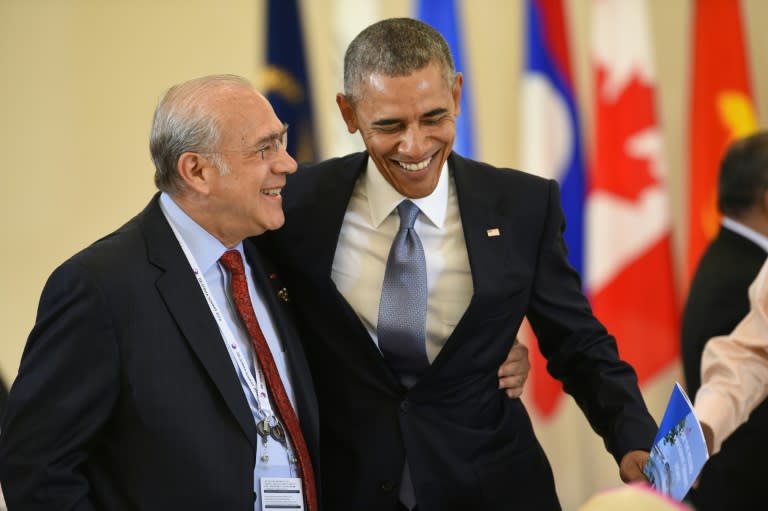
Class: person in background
578,483,688,511
0,374,7,425
0,376,5,511
695,257,768,484
682,130,768,510
260,17,658,511
0,75,319,511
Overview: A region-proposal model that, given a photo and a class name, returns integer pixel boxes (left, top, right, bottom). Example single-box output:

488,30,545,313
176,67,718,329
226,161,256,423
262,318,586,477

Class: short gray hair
150,74,253,194
343,18,456,103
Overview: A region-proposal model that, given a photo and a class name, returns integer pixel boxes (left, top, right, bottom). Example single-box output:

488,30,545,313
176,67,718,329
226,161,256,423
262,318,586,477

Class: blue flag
523,0,585,275
265,0,316,163
416,0,475,158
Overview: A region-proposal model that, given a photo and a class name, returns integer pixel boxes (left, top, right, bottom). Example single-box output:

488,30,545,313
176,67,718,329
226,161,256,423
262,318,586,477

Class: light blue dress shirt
159,193,298,509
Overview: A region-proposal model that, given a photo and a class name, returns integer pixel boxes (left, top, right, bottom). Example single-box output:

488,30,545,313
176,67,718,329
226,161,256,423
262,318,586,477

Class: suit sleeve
526,180,657,463
0,259,119,511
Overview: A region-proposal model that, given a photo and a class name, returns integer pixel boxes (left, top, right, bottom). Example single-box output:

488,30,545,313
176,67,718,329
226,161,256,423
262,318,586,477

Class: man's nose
274,149,298,175
398,126,427,156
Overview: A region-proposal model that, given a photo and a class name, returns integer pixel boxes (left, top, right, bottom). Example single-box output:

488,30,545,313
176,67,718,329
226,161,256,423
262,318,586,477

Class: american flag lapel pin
486,227,501,237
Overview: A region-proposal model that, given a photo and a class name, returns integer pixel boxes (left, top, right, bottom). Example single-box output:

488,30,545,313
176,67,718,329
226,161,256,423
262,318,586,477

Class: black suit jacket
259,152,657,511
682,225,767,510
0,194,319,511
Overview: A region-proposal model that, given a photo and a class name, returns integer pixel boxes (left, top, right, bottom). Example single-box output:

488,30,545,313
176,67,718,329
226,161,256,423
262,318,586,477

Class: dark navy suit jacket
261,152,657,511
0,194,319,510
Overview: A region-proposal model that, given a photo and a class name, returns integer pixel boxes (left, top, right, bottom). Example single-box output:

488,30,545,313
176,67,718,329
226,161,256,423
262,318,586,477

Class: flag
263,0,316,162
686,0,757,280
416,0,475,158
520,0,586,416
587,0,679,385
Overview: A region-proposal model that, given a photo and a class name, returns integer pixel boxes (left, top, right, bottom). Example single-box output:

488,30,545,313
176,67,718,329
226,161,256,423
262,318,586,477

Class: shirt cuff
694,385,741,455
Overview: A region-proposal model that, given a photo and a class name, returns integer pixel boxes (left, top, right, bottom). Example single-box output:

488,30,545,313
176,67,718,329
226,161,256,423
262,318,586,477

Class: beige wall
1,0,766,506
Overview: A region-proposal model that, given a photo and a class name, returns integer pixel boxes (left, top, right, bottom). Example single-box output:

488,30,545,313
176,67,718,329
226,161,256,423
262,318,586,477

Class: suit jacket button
379,480,395,493
400,400,409,412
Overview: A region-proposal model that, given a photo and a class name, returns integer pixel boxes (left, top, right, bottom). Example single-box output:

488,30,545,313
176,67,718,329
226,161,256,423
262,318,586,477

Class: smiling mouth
397,156,432,172
261,187,282,197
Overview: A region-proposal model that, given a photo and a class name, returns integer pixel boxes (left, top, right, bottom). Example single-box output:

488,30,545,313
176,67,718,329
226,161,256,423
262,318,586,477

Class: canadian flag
522,4,680,507
587,0,679,389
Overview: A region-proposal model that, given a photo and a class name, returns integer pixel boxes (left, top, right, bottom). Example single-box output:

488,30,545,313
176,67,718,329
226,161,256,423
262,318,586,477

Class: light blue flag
417,0,475,158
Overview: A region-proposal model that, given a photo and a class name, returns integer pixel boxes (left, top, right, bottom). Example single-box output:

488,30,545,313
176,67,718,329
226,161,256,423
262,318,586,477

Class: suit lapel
291,154,404,389
291,154,370,323
451,154,513,305
140,196,257,447
421,155,519,376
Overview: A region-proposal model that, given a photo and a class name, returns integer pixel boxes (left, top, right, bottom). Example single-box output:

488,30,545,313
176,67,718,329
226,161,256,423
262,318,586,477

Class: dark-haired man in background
683,130,768,510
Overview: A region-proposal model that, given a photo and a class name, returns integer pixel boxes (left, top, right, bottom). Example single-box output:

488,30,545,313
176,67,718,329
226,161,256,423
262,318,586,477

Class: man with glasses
0,75,320,511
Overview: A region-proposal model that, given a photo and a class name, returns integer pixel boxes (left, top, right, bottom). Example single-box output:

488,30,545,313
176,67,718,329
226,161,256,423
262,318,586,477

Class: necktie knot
219,249,245,277
397,200,420,231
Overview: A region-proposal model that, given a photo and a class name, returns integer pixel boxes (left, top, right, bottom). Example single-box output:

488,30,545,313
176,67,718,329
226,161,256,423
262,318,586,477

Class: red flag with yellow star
686,0,757,280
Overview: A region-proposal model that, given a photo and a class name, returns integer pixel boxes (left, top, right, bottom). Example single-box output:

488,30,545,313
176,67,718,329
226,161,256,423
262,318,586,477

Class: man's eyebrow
423,107,449,117
371,109,449,127
252,123,288,145
372,118,401,126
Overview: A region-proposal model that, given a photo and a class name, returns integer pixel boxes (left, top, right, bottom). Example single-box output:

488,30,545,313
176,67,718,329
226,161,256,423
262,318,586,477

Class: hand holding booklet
642,382,709,501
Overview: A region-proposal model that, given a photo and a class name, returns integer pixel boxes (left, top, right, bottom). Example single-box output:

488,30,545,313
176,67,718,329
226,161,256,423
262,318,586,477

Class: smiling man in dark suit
0,75,319,511
259,17,657,511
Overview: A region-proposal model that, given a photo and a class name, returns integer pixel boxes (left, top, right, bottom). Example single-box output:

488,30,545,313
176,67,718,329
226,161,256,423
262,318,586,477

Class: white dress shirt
331,158,474,363
721,216,768,253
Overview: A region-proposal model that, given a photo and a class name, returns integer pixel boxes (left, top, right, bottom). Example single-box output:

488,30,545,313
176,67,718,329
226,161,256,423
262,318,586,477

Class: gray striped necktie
377,199,429,388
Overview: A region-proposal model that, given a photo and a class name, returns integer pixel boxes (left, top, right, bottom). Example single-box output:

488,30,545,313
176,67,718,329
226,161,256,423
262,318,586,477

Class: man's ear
336,93,359,134
177,152,211,195
452,72,464,117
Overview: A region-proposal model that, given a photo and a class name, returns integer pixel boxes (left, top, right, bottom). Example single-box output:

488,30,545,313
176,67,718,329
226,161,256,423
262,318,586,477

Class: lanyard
162,213,278,422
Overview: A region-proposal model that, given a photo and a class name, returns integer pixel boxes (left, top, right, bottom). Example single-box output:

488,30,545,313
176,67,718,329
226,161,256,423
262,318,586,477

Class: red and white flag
587,0,679,392
520,3,682,507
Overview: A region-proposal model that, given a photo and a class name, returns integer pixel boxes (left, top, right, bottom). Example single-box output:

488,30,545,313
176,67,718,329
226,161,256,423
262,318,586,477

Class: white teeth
262,188,281,196
398,157,432,171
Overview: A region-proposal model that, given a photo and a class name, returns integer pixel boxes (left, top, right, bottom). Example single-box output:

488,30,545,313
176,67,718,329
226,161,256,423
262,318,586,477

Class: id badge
260,477,304,511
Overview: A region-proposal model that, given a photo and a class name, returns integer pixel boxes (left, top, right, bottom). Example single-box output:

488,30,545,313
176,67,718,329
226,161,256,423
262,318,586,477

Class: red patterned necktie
219,249,317,511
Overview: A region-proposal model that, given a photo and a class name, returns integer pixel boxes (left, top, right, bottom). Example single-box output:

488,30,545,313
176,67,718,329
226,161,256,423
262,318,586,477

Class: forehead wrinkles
215,93,282,147
357,75,454,121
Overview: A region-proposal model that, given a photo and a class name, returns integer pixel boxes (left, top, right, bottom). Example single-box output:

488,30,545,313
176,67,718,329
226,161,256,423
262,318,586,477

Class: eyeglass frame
200,122,289,161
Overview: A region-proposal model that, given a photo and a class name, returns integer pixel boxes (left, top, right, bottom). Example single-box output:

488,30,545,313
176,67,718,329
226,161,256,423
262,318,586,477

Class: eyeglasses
203,123,289,161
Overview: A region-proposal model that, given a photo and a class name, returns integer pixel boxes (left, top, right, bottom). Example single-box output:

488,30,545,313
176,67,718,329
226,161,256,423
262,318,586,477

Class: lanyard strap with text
163,214,278,422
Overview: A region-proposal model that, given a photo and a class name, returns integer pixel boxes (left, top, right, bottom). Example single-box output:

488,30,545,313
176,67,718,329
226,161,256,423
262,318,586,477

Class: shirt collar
159,192,242,273
722,216,768,254
365,157,449,229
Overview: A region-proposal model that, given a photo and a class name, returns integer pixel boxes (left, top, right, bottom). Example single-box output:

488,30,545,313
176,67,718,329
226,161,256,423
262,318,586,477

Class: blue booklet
642,382,709,501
